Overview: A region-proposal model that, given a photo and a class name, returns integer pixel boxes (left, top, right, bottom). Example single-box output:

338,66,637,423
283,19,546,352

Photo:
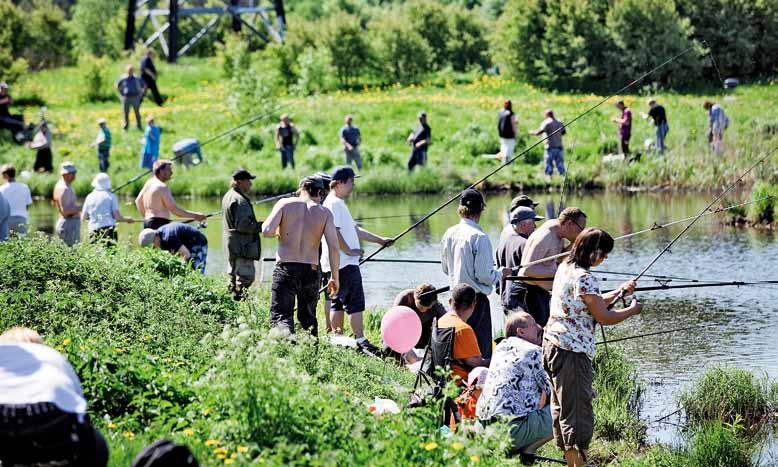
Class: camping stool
172,138,203,166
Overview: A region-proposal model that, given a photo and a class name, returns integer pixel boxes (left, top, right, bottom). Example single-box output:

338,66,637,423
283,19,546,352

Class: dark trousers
279,145,295,169
513,282,551,327
620,134,630,155
143,76,163,106
97,148,110,172
467,292,493,359
34,147,53,173
270,262,320,336
0,115,25,139
407,148,427,171
144,217,170,229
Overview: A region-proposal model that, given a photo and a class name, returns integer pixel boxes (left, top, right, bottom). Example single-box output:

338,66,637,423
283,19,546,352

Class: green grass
2,58,776,199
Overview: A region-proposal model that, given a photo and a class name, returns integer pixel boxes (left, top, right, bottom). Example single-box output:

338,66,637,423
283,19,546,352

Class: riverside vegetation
1,237,776,466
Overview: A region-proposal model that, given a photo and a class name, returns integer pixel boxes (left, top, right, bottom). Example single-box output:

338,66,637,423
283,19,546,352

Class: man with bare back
134,160,206,229
262,176,340,337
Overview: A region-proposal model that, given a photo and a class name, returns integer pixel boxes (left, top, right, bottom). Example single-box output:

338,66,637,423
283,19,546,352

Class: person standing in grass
0,164,32,235
543,228,641,467
496,207,544,311
222,169,263,301
263,176,341,337
139,116,161,170
530,110,566,176
517,207,587,327
612,100,632,156
53,162,81,247
497,100,517,164
704,101,729,156
320,166,393,355
640,99,668,154
138,222,209,274
116,65,145,131
135,160,206,229
407,112,431,171
476,311,552,462
30,121,53,174
275,114,300,170
140,49,164,107
340,115,362,171
93,119,111,172
81,173,134,245
441,188,511,359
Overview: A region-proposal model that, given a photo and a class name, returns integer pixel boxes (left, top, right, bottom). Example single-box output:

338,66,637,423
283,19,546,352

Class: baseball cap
300,175,325,191
0,82,7,90
331,166,359,183
138,228,158,247
59,161,77,175
314,171,332,186
460,188,485,210
97,118,106,125
232,168,256,181
510,195,539,211
510,206,544,224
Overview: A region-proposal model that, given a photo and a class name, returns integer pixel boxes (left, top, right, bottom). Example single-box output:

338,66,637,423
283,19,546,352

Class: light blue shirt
143,125,161,156
81,189,119,232
441,218,501,295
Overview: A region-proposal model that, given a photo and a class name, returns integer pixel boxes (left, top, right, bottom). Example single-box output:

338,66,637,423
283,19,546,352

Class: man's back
518,220,564,290
275,198,330,265
0,182,32,218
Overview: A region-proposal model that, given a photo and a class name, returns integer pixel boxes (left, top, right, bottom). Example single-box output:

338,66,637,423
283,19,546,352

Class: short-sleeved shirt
393,289,447,348
619,108,632,136
544,261,601,360
648,105,667,126
116,74,143,97
495,226,528,303
320,193,360,272
476,337,551,421
82,189,119,232
538,118,566,149
0,181,32,219
438,312,481,381
411,123,431,150
158,222,207,254
340,125,361,147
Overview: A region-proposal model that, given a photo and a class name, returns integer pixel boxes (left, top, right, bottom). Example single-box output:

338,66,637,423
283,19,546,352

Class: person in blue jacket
140,116,162,170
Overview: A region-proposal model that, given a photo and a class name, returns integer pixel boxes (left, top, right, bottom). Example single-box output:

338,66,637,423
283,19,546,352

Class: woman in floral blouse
543,228,642,467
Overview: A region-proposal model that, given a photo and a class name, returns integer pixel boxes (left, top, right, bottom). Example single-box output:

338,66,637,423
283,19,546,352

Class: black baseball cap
232,168,256,181
301,175,326,190
510,195,539,211
460,188,485,210
331,166,360,183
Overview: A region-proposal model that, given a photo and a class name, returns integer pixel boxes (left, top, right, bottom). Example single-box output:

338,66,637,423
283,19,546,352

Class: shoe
356,339,382,358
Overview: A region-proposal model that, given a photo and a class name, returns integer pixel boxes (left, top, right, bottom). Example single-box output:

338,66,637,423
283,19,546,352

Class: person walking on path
135,160,206,229
612,100,632,156
640,99,669,154
340,115,362,171
320,166,393,355
140,49,164,107
92,119,112,173
441,188,511,359
138,222,209,274
704,101,729,156
116,65,145,131
30,121,53,174
53,162,81,247
543,228,641,467
497,100,518,164
0,164,32,235
81,173,134,245
139,116,162,170
275,114,300,170
262,176,341,337
517,207,587,327
407,112,431,171
530,110,566,176
496,207,544,311
222,169,263,301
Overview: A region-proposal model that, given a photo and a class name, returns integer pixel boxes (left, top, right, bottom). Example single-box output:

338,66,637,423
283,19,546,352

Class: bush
227,67,278,122
370,13,433,84
322,13,372,87
294,47,336,96
446,9,490,72
450,123,500,157
78,55,110,103
218,33,252,80
22,0,73,70
71,0,125,58
0,0,28,83
687,421,753,467
405,0,451,66
746,182,776,224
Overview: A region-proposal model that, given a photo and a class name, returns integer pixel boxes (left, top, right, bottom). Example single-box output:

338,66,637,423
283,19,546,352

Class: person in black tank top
497,100,517,164
275,114,300,169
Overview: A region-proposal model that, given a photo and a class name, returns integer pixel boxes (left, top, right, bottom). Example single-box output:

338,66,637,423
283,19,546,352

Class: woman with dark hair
542,228,641,467
497,100,517,164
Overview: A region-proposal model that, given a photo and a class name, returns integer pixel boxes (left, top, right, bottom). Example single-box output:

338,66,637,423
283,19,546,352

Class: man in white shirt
321,166,393,356
0,164,32,235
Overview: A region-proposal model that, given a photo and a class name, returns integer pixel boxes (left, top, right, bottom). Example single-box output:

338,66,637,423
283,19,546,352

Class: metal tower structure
125,0,286,63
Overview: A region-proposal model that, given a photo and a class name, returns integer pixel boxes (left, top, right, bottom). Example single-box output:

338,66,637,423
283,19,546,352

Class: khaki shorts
543,342,594,452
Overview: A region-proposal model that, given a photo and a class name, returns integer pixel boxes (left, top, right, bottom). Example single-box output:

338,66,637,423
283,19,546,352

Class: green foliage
0,0,29,83
446,9,490,72
450,123,500,158
322,13,372,86
406,0,451,66
227,67,278,122
78,55,110,103
294,47,336,96
370,13,433,84
746,182,776,224
592,349,645,444
218,34,252,80
687,421,753,467
22,0,73,70
71,0,125,58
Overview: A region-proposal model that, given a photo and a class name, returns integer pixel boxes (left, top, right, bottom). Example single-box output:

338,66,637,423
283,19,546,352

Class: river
27,190,778,462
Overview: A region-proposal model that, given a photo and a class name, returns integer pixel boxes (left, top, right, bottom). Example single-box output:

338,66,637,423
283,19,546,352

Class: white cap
97,118,106,125
91,173,111,191
138,228,158,247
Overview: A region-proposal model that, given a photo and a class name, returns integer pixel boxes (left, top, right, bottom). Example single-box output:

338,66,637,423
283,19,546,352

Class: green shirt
98,127,111,151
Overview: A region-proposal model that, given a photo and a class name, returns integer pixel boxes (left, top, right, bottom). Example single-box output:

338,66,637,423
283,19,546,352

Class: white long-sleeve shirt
441,218,500,295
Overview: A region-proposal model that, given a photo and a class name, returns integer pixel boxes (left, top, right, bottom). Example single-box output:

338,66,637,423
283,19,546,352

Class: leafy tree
493,0,547,82
0,0,28,83
370,13,433,84
446,8,490,71
23,0,73,69
405,0,451,66
294,47,336,96
71,0,125,58
322,13,372,86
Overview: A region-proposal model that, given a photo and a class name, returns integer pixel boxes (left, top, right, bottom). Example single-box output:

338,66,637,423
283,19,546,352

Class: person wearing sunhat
496,206,545,311
441,188,512,359
53,162,81,246
81,173,134,245
222,168,263,300
138,222,209,274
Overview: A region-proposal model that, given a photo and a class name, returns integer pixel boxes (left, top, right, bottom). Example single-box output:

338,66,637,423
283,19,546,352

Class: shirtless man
262,176,340,337
134,160,205,229
53,162,82,246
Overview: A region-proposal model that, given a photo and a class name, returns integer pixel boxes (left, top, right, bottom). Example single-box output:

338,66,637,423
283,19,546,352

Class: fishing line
182,190,298,225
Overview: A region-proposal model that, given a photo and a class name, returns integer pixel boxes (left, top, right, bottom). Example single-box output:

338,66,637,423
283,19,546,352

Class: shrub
446,9,490,72
746,182,776,224
227,67,278,122
78,55,110,103
71,0,125,58
687,421,753,467
294,47,336,96
0,0,28,83
322,13,372,87
370,13,433,84
218,33,251,80
405,0,451,66
449,123,500,157
22,0,73,70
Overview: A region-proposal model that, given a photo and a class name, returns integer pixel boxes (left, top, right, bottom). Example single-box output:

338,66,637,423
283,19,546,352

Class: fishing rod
354,213,426,222
181,191,297,225
603,280,778,294
595,324,705,346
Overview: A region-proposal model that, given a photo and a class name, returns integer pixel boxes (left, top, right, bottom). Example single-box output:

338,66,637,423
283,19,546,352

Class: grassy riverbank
1,58,776,199
1,237,776,465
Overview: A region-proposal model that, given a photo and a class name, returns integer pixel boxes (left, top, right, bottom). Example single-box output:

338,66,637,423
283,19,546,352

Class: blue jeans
279,145,295,169
544,147,565,175
97,149,110,172
655,123,669,154
190,244,208,274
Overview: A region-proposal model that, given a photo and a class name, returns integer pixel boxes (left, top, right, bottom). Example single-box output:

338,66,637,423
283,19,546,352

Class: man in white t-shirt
0,164,32,235
321,166,393,356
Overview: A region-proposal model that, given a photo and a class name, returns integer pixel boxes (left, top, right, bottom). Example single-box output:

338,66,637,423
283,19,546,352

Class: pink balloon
381,306,422,354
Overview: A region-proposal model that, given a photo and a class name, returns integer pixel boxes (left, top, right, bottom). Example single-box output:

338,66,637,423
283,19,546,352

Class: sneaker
356,339,382,358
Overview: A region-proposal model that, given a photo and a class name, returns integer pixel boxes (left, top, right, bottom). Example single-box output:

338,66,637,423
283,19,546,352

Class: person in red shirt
437,284,491,383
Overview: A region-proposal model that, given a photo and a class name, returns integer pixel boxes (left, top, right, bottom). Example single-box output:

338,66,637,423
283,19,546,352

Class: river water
27,190,778,461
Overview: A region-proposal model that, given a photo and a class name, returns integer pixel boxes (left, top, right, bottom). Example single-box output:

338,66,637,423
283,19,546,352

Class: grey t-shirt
539,118,566,149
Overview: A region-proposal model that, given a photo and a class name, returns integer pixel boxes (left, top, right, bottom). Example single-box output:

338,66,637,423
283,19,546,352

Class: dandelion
452,442,464,450
424,442,438,451
62,338,72,346
114,347,124,354
202,408,210,417
237,446,249,453
470,455,480,463
107,422,117,429
205,439,218,446
214,447,228,455
183,428,195,436
122,431,135,440
224,460,234,465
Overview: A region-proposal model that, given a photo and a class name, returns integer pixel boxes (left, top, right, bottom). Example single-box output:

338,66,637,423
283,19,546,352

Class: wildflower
452,442,464,450
183,428,195,436
202,408,210,417
424,442,438,451
114,347,124,354
205,439,218,446
237,446,249,453
225,460,234,465
107,422,117,429
470,455,480,463
122,431,135,440
62,338,72,346
214,447,228,455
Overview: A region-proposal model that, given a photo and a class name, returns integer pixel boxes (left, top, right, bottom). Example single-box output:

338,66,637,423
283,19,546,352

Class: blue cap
510,206,544,224
331,166,359,183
